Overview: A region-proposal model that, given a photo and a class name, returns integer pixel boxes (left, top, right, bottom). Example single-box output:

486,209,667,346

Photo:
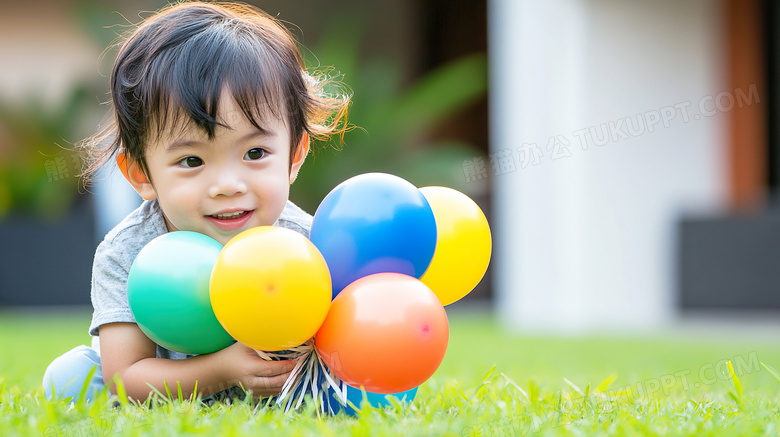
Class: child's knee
43,345,104,402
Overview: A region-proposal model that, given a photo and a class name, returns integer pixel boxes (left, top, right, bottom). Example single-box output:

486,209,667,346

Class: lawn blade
761,362,780,384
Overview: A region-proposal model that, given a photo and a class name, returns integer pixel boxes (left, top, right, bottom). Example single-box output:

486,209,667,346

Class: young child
42,1,349,404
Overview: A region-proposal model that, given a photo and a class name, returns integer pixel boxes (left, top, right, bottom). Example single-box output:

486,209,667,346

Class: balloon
210,226,332,352
419,187,492,306
310,173,437,298
328,385,418,416
127,231,234,354
315,273,449,393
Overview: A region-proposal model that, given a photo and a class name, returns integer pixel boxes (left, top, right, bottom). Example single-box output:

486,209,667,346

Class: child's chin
192,229,237,246
213,233,239,246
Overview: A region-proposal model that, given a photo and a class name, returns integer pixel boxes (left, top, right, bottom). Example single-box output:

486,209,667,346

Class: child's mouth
210,210,250,220
206,210,254,231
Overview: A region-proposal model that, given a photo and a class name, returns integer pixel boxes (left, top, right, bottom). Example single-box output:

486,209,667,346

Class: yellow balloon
210,226,332,352
419,187,492,306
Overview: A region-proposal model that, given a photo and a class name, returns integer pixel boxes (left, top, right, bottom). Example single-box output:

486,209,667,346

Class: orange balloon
315,273,449,394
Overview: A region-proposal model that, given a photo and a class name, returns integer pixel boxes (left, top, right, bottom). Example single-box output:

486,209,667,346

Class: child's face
135,96,305,246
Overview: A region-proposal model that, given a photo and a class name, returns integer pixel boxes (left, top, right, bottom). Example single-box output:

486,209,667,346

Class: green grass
2,308,780,436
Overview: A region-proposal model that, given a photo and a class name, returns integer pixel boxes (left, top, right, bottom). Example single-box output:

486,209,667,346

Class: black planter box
0,197,96,306
677,212,780,310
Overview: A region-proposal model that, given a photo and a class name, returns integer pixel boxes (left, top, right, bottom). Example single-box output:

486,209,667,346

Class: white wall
489,0,728,332
0,0,101,108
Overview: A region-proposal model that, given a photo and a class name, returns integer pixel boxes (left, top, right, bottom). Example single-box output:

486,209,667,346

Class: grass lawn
1,308,780,436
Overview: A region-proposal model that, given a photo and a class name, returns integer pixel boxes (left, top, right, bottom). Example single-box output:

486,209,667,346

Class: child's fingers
245,371,293,394
255,359,297,377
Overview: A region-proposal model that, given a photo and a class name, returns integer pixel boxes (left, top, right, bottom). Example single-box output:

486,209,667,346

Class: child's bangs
147,24,293,142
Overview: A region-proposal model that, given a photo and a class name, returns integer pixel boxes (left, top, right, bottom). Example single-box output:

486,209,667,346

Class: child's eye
179,156,203,168
245,148,266,160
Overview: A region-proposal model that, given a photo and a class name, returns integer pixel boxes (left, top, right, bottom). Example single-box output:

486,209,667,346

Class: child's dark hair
80,1,350,182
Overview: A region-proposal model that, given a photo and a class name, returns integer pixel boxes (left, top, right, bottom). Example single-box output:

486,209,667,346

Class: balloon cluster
127,173,491,413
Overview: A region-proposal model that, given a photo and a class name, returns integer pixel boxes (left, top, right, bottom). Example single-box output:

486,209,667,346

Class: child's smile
205,209,255,231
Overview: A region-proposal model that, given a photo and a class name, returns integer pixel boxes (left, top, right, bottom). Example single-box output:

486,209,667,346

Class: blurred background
0,0,777,334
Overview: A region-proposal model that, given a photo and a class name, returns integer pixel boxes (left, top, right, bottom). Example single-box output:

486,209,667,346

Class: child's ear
117,153,157,200
289,132,310,184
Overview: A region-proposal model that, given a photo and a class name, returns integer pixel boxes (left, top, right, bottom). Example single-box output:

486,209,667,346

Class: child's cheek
159,187,200,228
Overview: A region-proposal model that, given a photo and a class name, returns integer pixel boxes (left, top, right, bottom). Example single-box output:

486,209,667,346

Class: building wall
490,0,728,331
0,0,100,107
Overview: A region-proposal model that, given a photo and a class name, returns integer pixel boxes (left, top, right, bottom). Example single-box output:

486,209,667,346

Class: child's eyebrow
165,130,274,152
165,138,202,152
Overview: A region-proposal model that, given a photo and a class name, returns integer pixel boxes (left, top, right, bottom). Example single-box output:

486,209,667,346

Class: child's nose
208,171,248,198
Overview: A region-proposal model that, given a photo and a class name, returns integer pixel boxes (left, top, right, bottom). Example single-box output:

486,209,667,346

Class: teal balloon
328,384,418,416
127,231,234,354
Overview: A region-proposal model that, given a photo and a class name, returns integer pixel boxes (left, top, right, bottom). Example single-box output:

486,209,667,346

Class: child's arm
100,322,295,402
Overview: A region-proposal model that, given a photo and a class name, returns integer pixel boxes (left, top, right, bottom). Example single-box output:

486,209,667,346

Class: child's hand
217,342,297,398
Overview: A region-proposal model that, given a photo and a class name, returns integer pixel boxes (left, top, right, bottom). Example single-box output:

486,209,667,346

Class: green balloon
128,231,234,354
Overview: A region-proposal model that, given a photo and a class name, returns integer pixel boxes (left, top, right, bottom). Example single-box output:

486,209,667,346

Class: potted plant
290,17,489,213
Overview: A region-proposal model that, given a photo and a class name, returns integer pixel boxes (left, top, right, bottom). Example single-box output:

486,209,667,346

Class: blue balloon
310,173,437,298
327,384,418,416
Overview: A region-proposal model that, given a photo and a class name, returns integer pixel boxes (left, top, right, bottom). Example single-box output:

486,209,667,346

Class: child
42,1,349,404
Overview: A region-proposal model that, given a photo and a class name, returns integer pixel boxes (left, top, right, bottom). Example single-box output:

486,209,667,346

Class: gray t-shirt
88,198,313,360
